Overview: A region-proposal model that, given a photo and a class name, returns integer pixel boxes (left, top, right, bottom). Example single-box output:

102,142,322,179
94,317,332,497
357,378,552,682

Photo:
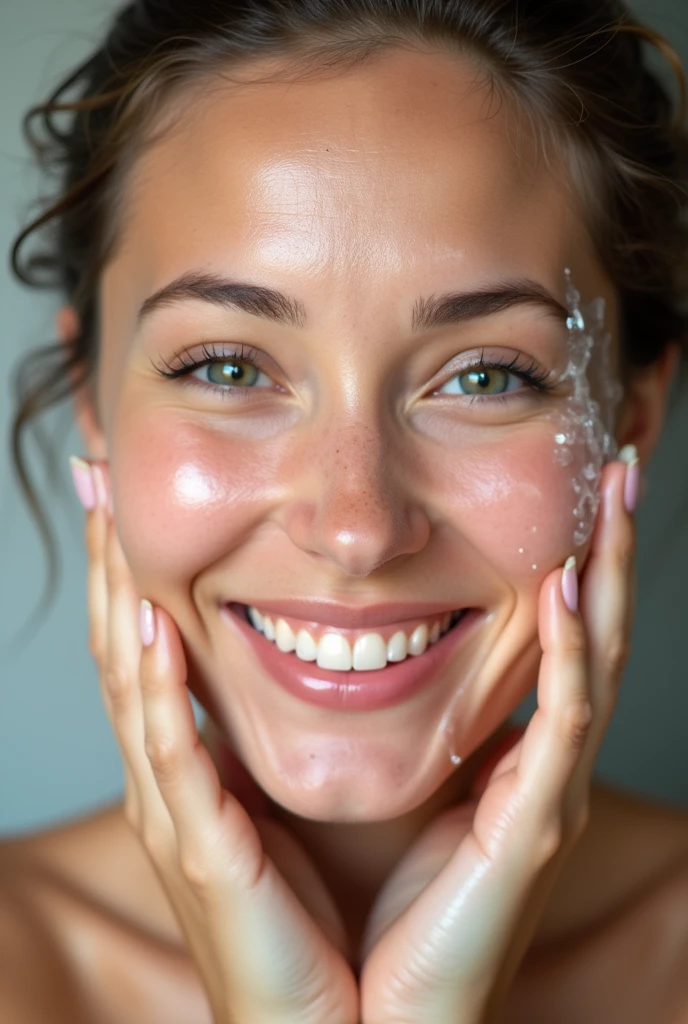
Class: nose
281,419,431,577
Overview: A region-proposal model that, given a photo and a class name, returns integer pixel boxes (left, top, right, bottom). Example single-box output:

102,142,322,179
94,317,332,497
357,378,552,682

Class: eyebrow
135,270,569,333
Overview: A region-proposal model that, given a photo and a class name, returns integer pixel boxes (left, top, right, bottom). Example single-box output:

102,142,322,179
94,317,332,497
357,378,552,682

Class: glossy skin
3,44,686,1024
94,48,623,823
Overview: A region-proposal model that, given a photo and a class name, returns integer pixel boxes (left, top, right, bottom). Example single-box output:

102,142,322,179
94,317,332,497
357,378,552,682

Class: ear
56,305,107,460
614,343,680,464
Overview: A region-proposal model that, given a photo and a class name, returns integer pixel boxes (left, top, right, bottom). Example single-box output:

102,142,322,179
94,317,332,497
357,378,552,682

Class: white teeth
317,633,353,671
275,618,296,652
246,605,463,671
353,633,388,671
408,623,429,656
248,606,264,631
387,630,408,662
295,628,317,661
263,615,276,641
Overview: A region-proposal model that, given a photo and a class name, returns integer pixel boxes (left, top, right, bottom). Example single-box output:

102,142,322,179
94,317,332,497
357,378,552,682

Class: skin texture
9,43,682,1022
85,48,620,819
67,41,676,907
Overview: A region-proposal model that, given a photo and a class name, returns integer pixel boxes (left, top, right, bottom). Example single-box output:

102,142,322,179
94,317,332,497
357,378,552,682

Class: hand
357,454,638,1024
71,456,359,1024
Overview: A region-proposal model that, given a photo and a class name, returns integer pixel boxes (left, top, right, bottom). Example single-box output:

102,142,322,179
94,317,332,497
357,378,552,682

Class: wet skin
81,45,631,863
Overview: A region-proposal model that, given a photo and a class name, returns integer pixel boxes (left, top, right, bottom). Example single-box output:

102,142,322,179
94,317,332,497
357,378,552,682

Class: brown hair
8,0,688,638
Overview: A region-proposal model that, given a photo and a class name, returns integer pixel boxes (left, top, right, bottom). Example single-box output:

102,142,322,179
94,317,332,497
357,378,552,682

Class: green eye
206,359,260,387
459,368,510,394
439,366,519,397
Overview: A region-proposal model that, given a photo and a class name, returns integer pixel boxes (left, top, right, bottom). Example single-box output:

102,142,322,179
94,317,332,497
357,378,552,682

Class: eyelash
433,349,555,403
151,342,557,402
152,343,268,400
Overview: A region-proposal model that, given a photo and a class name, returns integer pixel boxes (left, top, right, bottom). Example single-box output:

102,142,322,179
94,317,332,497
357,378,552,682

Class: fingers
580,456,637,718
74,456,163,837
513,556,591,849
138,603,262,888
82,461,108,675
73,454,258,885
513,451,637,857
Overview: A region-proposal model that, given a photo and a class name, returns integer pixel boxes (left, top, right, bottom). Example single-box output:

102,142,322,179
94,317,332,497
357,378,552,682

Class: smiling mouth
235,603,468,672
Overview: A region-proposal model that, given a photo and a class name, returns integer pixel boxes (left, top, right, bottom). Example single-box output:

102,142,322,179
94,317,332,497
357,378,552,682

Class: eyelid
154,340,262,375
151,341,558,403
150,341,284,392
429,348,557,396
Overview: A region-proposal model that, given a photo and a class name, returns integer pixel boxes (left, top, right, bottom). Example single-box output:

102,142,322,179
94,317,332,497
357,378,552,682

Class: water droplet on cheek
551,268,622,551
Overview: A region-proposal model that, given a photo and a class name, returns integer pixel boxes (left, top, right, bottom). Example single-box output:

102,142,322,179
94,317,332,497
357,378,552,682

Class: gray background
1,0,687,836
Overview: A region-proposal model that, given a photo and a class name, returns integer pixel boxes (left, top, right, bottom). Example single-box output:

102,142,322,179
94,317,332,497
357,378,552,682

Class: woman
2,0,688,1021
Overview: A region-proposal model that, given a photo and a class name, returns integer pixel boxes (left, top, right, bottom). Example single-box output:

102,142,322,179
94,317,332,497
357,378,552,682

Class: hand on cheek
358,448,639,1024
68,453,359,1024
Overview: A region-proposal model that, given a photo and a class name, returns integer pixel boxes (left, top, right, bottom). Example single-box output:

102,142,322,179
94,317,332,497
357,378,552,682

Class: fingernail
69,455,96,510
561,555,578,613
618,444,640,514
618,444,638,465
140,599,155,647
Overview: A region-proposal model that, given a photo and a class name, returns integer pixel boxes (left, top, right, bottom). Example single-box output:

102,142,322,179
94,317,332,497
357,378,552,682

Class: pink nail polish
140,600,155,647
623,459,640,514
69,455,96,510
561,555,578,613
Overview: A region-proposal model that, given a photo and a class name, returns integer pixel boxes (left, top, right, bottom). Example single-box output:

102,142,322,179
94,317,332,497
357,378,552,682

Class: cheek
112,403,591,597
111,412,287,588
435,431,588,580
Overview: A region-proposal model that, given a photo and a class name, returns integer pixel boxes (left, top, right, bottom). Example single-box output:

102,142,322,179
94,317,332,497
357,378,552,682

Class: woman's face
97,47,620,820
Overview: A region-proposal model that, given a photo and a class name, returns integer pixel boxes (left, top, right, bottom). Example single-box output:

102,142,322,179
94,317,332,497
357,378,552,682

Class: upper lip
224,599,463,629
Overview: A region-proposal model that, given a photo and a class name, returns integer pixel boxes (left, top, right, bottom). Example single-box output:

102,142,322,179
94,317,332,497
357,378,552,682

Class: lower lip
219,603,483,712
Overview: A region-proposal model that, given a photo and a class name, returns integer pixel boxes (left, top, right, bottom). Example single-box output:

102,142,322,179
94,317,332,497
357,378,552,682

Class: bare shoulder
537,778,688,941
0,804,210,1024
0,819,95,1024
515,780,688,1024
0,800,184,946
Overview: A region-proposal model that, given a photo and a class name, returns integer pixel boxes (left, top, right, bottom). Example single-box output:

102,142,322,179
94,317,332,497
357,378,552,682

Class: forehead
105,46,608,330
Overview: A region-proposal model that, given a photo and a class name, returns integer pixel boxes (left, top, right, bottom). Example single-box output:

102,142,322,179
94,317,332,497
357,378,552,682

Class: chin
242,735,458,823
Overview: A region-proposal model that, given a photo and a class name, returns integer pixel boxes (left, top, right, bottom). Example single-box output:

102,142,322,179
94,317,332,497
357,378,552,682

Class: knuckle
558,698,594,752
123,795,141,832
104,664,131,707
538,818,564,864
144,732,181,781
179,848,215,892
603,635,632,682
139,665,164,698
141,823,169,865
